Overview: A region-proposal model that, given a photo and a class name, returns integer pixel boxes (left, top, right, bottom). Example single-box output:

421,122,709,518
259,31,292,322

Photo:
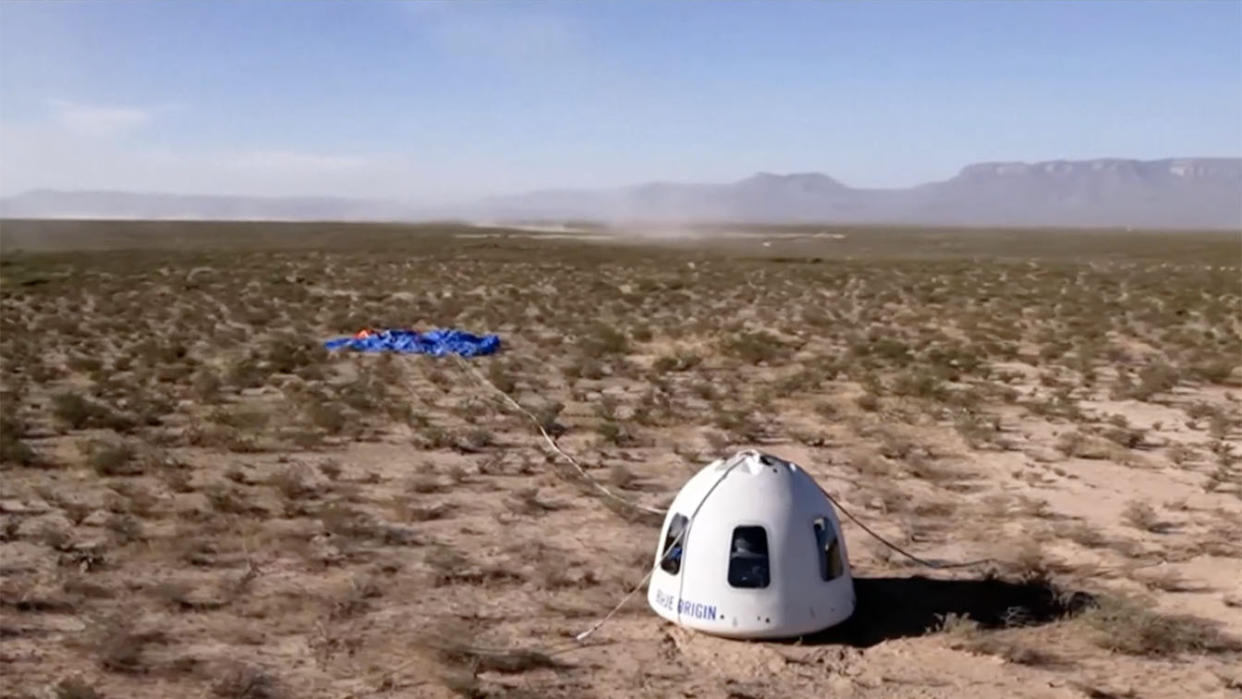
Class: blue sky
1,1,1239,202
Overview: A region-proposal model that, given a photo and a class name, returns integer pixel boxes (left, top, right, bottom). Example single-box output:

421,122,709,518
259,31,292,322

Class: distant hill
3,157,1239,229
476,158,1242,229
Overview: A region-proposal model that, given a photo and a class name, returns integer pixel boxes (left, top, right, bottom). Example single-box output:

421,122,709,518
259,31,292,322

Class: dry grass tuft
94,617,167,674
54,677,105,699
212,663,285,699
1122,500,1170,533
433,640,568,674
1081,596,1242,656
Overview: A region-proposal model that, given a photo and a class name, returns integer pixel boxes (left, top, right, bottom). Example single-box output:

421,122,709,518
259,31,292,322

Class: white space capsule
647,450,856,638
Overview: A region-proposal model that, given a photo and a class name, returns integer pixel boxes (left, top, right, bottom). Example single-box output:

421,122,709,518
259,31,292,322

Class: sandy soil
1,221,1240,698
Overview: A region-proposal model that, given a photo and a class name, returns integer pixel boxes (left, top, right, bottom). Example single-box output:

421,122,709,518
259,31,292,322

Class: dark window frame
727,525,771,589
813,516,845,581
660,514,690,575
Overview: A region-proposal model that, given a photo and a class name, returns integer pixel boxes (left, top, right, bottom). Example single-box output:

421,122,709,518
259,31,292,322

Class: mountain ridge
3,157,1239,229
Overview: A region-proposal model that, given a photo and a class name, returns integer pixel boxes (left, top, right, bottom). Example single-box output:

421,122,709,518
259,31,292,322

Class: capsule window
813,517,845,581
727,526,770,588
660,514,690,575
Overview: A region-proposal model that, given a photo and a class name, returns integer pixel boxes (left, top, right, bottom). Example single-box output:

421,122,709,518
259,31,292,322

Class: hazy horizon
2,1,1240,205
5,155,1240,202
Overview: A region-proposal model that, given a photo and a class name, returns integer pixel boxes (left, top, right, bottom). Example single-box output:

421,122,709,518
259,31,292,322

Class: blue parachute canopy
323,328,501,357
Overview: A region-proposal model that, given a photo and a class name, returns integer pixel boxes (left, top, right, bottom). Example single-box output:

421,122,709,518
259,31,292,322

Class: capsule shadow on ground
800,575,1095,648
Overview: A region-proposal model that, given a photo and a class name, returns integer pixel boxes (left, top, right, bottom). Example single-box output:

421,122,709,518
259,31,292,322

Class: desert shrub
532,401,567,436
226,356,266,389
1054,431,1108,459
933,611,980,636
154,362,195,384
0,415,38,466
800,306,834,327
417,424,456,450
81,439,142,476
652,351,701,373
597,420,628,445
304,401,349,434
608,463,637,490
54,677,104,699
212,664,285,699
690,381,717,400
814,401,839,419
264,334,327,373
1124,361,1181,401
855,393,880,412
210,407,271,432
407,473,445,494
424,545,471,586
721,331,787,365
104,514,145,544
959,636,1071,668
850,335,911,364
1083,596,1242,656
337,373,386,414
1185,402,1219,421
1028,390,1084,421
486,362,516,394
1209,413,1234,441
456,426,494,453
1122,500,1164,532
593,394,619,421
51,392,125,430
384,399,417,424
1188,359,1235,385
67,355,104,373
0,432,38,466
1110,370,1135,399
954,412,998,449
924,344,985,377
318,459,343,480
1104,427,1145,449
373,352,405,384
1058,521,1109,549
1166,443,1197,466
193,368,224,403
505,487,558,516
425,366,454,389
393,499,454,522
269,464,317,500
318,504,381,541
432,638,563,675
1038,341,1070,363
125,390,174,427
206,486,256,516
892,371,947,401
712,408,765,441
582,323,629,356
95,617,165,673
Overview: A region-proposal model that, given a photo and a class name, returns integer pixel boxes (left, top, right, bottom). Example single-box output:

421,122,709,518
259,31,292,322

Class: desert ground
1,219,1240,699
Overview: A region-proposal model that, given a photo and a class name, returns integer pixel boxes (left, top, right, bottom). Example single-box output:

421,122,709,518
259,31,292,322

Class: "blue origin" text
653,589,718,620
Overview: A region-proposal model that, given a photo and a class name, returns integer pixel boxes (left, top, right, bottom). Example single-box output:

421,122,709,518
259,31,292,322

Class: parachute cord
449,354,666,516
816,484,993,570
574,565,659,643
579,453,747,642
